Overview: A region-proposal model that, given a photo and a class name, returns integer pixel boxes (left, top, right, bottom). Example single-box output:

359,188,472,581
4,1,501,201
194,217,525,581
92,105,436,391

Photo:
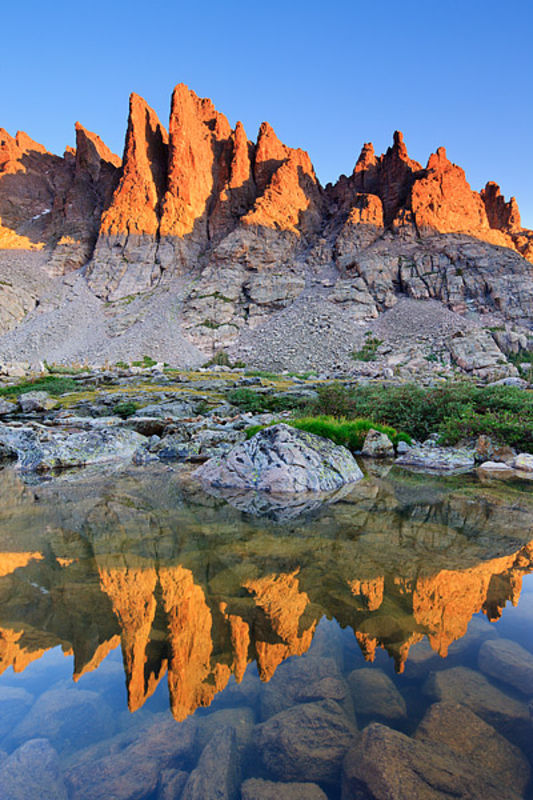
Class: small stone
361,429,394,458
514,453,533,472
477,460,515,478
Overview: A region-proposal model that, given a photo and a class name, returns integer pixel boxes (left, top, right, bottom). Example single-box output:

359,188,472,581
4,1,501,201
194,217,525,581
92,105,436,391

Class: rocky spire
481,181,521,232
100,93,168,237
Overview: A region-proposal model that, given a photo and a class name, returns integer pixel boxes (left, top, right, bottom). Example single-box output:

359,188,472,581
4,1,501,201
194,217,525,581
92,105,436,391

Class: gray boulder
194,423,363,492
18,391,56,413
0,398,15,416
396,442,474,472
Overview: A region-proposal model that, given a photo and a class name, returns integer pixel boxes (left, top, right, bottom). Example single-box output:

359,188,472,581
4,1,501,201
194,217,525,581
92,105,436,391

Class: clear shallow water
0,462,531,799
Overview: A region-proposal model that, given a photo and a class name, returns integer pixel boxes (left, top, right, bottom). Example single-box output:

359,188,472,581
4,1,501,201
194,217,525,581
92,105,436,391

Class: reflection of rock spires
160,565,241,721
244,570,316,681
98,557,164,712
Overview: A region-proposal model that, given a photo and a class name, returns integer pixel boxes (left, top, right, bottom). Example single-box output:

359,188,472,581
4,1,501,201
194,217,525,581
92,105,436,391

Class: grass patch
0,375,80,397
245,416,411,451
306,382,533,452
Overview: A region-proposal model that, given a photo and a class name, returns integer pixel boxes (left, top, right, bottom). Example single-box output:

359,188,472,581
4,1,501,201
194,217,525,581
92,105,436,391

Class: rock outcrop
1,83,533,361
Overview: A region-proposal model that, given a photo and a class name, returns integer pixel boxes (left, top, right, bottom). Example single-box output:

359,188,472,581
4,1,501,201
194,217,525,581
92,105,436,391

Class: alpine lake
0,458,532,800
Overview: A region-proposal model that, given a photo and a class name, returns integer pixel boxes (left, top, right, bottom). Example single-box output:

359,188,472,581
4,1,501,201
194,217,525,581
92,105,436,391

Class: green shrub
305,381,533,452
0,376,80,397
113,401,138,419
351,335,382,362
132,356,157,368
227,388,306,414
205,351,246,369
245,416,411,451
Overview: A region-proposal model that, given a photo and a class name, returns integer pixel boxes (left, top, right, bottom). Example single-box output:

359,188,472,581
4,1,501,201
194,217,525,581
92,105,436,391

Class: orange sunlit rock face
100,94,167,237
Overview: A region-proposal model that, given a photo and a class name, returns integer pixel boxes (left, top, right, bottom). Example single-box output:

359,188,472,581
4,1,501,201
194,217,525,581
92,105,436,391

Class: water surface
0,463,532,798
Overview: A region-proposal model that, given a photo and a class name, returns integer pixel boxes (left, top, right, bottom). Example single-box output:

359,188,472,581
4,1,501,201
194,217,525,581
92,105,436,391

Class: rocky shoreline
0,365,531,500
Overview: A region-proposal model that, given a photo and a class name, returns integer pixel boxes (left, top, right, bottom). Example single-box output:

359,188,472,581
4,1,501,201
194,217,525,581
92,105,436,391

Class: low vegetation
0,375,80,397
205,351,245,369
246,416,411,451
306,382,533,452
351,334,382,362
226,388,306,414
113,401,138,419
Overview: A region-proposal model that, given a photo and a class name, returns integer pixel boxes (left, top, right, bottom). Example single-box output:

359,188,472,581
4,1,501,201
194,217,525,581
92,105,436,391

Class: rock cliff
0,83,532,361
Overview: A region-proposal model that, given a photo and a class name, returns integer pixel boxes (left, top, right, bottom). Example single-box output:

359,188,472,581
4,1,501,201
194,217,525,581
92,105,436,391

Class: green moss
113,401,138,419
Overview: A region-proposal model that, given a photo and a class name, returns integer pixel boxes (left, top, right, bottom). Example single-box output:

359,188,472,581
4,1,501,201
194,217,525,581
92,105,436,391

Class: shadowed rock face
1,84,532,342
0,465,531,720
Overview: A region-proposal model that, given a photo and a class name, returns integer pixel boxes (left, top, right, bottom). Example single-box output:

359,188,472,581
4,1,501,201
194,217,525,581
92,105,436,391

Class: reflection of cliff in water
0,465,532,720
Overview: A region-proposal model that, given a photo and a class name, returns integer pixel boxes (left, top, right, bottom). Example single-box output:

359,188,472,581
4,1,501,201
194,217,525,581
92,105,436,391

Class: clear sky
2,0,532,226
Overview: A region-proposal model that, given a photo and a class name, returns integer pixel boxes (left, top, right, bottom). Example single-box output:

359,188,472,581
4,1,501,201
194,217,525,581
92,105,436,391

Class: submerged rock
415,701,530,792
478,638,533,695
240,778,327,800
194,423,363,492
0,739,68,800
182,727,239,800
347,668,407,720
341,721,522,800
423,666,530,747
254,699,358,784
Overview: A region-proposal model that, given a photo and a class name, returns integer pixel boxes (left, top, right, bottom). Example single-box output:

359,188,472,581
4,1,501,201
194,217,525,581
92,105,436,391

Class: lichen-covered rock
18,390,56,413
194,423,363,492
395,442,474,472
514,453,533,472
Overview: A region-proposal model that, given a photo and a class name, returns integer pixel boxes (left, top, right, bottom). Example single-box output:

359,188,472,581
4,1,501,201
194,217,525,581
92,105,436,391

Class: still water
0,462,531,799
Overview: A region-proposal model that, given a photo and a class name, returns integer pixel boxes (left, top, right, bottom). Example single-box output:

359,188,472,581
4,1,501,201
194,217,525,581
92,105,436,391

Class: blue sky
2,0,532,226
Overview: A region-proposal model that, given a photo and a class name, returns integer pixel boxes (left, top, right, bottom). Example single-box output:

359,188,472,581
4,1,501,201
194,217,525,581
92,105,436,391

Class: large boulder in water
193,423,363,492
